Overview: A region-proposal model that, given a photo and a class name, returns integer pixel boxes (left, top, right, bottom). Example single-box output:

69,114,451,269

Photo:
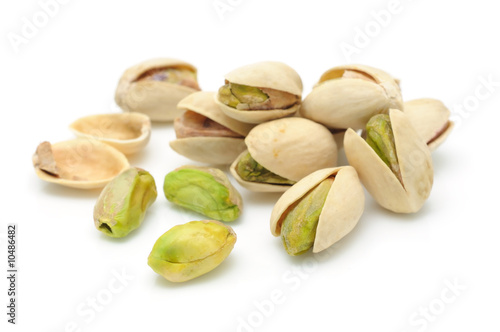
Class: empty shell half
344,109,433,213
270,166,364,255
403,98,454,151
170,91,255,164
69,112,151,154
115,58,200,122
215,61,303,124
230,117,338,192
32,139,130,189
301,64,403,130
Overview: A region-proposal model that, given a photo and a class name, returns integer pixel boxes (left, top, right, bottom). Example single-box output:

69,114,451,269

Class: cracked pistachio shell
270,167,364,254
300,64,403,130
148,220,236,282
163,166,242,222
404,98,454,151
215,61,303,124
230,117,338,192
32,139,130,189
344,109,433,213
169,91,255,164
115,58,199,122
69,112,151,155
94,167,157,238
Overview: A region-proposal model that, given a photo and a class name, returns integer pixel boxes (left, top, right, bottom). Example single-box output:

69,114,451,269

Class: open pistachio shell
403,98,454,151
270,166,364,254
148,220,236,282
300,64,403,130
115,58,199,122
32,139,130,189
230,117,338,192
69,112,151,154
215,61,303,124
344,109,433,213
169,91,255,164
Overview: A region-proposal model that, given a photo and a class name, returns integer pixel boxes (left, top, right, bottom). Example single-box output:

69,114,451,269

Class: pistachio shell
169,91,254,164
32,139,130,189
148,220,236,282
215,61,303,124
69,112,151,154
94,167,157,238
270,166,364,253
403,98,454,151
245,117,338,182
115,58,199,122
301,64,403,130
163,166,243,222
344,109,433,213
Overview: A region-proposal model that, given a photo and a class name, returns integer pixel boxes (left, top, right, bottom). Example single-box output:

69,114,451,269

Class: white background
1,1,499,331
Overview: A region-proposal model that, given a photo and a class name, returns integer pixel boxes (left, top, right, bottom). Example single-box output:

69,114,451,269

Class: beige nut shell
301,64,403,130
69,112,151,155
245,117,337,181
115,58,198,122
270,166,365,253
170,91,255,165
344,109,433,213
215,61,303,124
32,139,130,189
403,98,454,151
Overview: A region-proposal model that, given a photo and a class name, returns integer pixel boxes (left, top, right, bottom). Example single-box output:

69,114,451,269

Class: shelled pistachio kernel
147,220,236,282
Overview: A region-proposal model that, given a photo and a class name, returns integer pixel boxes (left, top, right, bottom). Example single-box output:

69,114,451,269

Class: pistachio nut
163,166,242,222
115,58,200,122
148,220,236,282
215,61,303,124
344,109,433,213
270,167,365,255
300,64,403,130
169,91,255,164
403,98,454,151
32,139,130,189
69,112,151,155
94,167,157,238
230,117,338,192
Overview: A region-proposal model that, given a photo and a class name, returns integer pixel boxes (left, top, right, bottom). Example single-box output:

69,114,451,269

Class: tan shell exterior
344,109,433,213
170,137,247,165
115,58,198,122
245,117,338,181
404,98,454,151
170,91,254,164
69,112,151,155
215,61,303,124
270,166,364,253
32,139,130,189
229,150,291,193
300,64,403,130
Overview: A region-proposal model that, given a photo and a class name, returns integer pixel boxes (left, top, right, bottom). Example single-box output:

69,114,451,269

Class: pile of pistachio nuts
32,58,453,282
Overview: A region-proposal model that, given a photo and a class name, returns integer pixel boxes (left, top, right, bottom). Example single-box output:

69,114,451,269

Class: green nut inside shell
366,114,402,184
236,152,296,186
148,220,237,282
163,166,242,222
136,66,200,90
280,177,333,256
93,167,157,238
218,83,269,109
